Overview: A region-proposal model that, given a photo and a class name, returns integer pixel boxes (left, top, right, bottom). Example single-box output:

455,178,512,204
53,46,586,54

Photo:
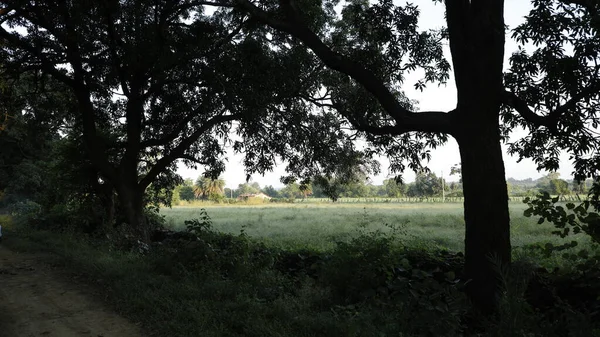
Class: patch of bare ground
0,246,144,337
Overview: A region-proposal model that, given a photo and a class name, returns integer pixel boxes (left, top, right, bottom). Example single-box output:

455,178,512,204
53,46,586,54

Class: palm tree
194,176,225,200
299,183,312,199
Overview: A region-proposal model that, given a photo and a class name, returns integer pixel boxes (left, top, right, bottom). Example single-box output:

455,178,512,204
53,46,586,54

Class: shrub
7,200,43,228
0,214,13,230
145,205,166,231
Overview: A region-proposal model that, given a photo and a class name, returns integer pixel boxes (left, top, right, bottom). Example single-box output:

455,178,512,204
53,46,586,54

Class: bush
319,226,401,303
7,200,43,228
145,205,167,231
0,214,13,230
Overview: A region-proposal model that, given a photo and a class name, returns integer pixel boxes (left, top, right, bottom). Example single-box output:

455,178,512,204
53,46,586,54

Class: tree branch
196,1,236,8
101,1,131,96
559,0,599,12
56,5,118,180
144,14,248,99
0,28,76,87
502,78,600,132
139,113,239,189
0,4,115,179
501,91,551,127
139,111,199,148
301,93,454,135
179,154,210,166
234,0,455,135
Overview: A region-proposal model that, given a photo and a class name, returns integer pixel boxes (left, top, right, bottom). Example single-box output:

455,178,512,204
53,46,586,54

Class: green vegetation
170,172,588,207
5,203,600,337
160,203,590,254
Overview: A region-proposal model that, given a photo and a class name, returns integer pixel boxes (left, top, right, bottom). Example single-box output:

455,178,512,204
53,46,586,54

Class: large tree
206,0,600,312
0,0,363,240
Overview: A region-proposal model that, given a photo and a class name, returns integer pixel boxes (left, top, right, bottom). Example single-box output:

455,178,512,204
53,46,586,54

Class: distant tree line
172,171,590,204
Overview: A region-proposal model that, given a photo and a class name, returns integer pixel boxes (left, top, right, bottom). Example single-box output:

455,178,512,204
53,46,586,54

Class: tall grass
160,202,591,254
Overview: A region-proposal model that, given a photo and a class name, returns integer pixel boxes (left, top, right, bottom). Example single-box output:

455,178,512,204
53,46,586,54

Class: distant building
237,192,272,201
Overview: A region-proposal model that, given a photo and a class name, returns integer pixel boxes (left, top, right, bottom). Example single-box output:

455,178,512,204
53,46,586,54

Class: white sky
177,0,575,188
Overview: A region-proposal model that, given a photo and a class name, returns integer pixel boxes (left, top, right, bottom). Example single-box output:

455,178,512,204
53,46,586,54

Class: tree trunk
456,124,511,314
97,189,116,233
117,184,149,242
95,182,116,231
444,0,509,313
103,193,116,229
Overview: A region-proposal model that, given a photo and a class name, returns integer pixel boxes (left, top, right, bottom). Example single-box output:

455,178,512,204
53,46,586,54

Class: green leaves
185,209,214,235
524,183,600,251
504,0,600,181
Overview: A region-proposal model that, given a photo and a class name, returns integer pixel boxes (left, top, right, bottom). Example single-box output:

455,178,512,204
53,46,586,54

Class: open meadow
160,201,591,257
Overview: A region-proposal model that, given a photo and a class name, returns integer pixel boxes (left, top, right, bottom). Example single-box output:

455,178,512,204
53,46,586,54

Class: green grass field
160,202,590,255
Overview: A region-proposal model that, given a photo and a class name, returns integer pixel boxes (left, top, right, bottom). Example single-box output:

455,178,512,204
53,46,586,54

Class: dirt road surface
0,245,144,337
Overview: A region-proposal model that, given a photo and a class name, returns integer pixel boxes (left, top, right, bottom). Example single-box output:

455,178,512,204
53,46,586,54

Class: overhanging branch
301,94,454,135
139,111,199,148
139,113,239,189
101,2,130,97
559,0,599,12
180,154,210,166
143,16,247,99
234,0,455,135
0,28,76,87
196,1,235,7
502,79,600,132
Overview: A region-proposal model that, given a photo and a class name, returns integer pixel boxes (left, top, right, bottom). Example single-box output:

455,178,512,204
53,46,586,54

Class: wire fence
293,195,586,204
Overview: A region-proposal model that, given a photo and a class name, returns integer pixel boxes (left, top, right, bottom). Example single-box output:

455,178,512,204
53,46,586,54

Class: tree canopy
0,0,368,238
2,0,600,314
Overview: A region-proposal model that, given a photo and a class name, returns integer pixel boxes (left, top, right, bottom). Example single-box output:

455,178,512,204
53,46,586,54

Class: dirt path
0,245,144,337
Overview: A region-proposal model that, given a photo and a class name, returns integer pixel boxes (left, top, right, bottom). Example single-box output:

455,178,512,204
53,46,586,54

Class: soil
0,245,144,337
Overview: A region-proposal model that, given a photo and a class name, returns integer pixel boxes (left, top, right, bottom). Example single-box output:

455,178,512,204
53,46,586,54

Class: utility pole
441,171,445,203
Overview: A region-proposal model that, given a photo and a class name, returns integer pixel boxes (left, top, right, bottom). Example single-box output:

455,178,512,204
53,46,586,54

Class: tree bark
98,186,116,232
443,0,510,314
116,183,148,242
456,125,511,314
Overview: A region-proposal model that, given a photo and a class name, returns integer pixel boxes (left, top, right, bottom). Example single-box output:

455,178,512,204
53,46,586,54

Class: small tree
262,185,280,198
407,171,443,198
299,183,313,199
179,186,195,202
280,182,302,199
236,183,260,196
194,176,225,201
171,185,181,205
383,178,405,198
549,179,571,196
